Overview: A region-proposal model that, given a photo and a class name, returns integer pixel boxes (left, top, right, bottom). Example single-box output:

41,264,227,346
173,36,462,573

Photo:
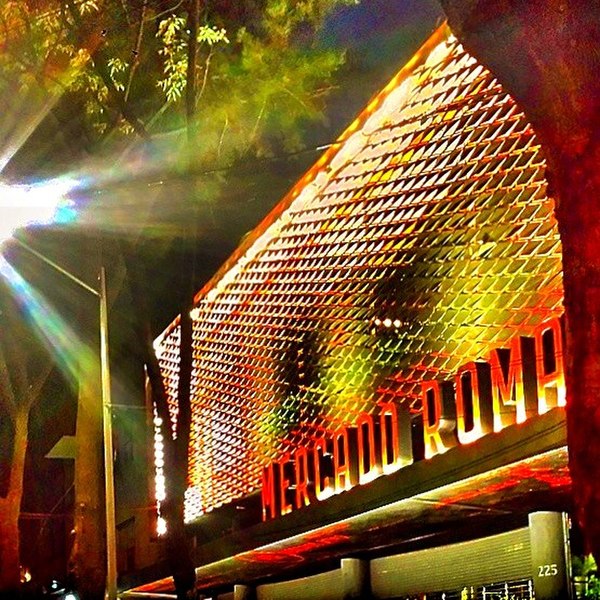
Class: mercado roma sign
262,316,566,521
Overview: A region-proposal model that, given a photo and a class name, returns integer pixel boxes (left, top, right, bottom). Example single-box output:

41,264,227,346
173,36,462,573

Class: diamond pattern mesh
155,28,563,522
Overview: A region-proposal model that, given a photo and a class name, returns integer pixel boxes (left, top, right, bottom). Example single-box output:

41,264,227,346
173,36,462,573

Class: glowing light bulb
157,517,167,535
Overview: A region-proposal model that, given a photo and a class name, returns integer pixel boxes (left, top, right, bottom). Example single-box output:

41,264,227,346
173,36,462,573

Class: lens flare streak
0,254,96,383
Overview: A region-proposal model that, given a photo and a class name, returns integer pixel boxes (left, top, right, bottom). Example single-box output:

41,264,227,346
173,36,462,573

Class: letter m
261,463,278,521
489,335,536,431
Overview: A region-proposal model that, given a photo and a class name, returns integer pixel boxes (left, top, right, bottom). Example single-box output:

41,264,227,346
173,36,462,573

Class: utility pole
14,239,118,600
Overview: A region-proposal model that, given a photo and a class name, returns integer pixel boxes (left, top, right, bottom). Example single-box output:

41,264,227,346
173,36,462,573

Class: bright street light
0,178,77,244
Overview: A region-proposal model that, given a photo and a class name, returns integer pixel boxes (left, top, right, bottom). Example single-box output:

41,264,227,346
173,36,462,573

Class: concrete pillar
341,558,370,599
233,583,255,600
529,511,572,600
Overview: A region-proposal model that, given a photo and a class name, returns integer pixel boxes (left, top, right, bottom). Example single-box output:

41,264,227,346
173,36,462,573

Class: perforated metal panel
370,527,532,598
155,26,563,522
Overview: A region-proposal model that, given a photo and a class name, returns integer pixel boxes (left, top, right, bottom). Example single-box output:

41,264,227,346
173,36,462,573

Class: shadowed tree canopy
0,0,355,171
438,0,600,557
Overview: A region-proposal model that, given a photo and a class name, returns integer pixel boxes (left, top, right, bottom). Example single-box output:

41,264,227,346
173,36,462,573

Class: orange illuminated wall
154,24,563,524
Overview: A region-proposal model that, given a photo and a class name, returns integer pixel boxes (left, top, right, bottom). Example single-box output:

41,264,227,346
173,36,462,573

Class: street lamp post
99,266,118,600
14,238,118,600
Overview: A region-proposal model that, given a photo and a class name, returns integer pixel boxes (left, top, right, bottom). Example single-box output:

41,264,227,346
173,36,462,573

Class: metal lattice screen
155,27,563,522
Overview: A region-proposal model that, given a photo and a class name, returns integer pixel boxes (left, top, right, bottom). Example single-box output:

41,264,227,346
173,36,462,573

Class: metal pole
14,238,100,298
100,267,118,600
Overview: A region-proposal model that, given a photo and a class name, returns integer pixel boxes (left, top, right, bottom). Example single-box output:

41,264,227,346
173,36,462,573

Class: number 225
538,564,558,577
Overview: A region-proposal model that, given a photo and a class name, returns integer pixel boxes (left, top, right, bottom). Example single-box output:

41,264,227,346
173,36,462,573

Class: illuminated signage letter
489,336,537,431
534,317,566,413
422,380,457,458
380,401,413,474
261,463,278,521
357,412,380,484
313,437,334,501
333,427,358,492
294,446,311,509
455,361,493,445
278,454,294,516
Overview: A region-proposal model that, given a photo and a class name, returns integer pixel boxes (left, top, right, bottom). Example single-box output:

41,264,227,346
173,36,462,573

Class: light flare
0,178,79,243
0,254,96,384
0,91,63,175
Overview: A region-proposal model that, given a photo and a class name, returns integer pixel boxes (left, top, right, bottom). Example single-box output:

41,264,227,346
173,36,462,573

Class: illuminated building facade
126,24,574,600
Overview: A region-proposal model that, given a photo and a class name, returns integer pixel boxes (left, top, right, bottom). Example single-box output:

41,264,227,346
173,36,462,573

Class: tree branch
0,343,17,418
25,360,54,411
124,0,147,104
217,114,228,158
118,0,131,26
146,0,185,23
2,324,28,403
185,0,201,144
196,45,213,106
247,97,267,151
63,0,151,141
7,405,30,502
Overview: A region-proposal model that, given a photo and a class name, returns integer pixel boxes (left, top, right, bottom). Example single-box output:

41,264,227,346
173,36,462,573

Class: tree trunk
553,140,600,556
0,406,29,595
167,306,195,600
123,237,196,599
437,0,600,555
70,362,106,600
140,309,195,600
157,2,203,598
